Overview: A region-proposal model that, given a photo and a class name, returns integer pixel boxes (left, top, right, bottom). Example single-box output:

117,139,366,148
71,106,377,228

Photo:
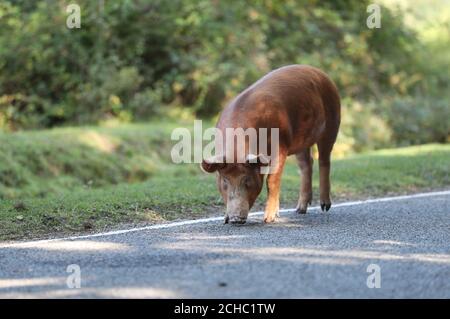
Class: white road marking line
1,190,449,248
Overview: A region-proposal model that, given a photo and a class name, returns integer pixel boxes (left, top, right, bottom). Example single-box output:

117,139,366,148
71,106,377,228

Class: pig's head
201,154,269,224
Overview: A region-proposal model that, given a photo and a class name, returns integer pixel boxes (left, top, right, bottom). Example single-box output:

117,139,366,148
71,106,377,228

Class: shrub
128,88,163,119
336,99,392,154
382,96,450,146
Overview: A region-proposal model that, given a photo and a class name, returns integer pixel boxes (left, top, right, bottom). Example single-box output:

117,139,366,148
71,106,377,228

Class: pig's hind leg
317,135,337,212
295,148,313,214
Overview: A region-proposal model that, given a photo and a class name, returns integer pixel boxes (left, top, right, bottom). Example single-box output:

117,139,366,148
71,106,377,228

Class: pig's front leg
263,151,287,223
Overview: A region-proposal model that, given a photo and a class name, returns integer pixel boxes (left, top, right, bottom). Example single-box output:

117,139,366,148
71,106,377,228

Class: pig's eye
243,177,252,188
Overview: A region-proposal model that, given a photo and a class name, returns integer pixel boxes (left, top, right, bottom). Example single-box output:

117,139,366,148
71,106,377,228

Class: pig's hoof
229,216,246,224
224,215,229,224
320,202,331,212
263,215,277,223
296,207,307,214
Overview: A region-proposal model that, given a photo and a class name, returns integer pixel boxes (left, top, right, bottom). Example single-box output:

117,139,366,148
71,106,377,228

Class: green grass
0,121,200,199
0,122,449,241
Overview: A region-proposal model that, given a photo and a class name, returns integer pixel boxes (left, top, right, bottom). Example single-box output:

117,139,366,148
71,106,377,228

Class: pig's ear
245,154,270,167
201,155,226,173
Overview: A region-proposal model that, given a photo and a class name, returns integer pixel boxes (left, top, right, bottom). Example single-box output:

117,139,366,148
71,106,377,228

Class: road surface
0,191,449,298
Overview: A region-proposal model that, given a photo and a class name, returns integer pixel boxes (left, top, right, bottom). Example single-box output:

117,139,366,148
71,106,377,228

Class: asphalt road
0,191,449,298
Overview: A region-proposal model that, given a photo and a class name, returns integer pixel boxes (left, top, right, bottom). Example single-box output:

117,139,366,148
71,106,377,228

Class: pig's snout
225,190,250,225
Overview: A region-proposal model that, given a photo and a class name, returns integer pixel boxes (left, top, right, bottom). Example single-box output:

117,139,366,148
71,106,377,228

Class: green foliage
0,0,448,150
337,98,393,154
383,96,450,145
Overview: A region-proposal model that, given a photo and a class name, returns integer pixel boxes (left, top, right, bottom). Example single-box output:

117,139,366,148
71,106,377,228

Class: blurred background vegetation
0,0,448,153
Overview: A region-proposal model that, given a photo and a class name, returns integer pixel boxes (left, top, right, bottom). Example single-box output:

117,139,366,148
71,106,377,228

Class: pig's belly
287,121,326,155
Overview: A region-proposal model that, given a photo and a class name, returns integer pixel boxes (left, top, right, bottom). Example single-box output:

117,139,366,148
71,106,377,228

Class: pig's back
218,65,340,151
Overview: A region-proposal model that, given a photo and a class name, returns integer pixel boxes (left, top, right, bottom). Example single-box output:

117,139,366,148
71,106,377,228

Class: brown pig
201,65,341,224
